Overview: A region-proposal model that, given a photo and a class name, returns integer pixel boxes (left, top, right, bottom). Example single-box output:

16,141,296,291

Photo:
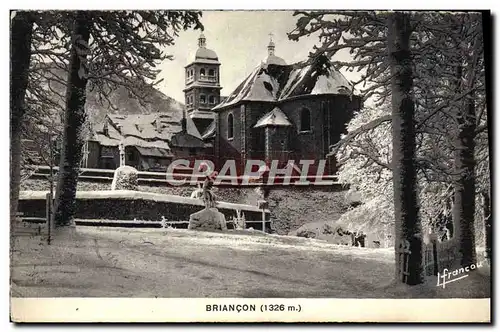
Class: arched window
200,68,206,76
208,69,215,77
209,95,215,104
200,94,206,104
300,108,311,132
227,113,234,139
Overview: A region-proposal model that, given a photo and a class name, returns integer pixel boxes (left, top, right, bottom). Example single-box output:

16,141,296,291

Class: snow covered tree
449,16,484,266
290,10,489,283
11,10,77,231
49,10,203,227
52,11,91,227
335,105,393,238
290,10,424,284
410,12,486,265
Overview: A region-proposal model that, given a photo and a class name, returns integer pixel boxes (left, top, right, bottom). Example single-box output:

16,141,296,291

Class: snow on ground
10,227,490,298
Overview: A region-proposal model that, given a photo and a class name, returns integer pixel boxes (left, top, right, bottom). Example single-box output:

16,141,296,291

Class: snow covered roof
280,62,353,99
213,65,279,109
185,116,202,139
254,107,292,128
201,120,216,139
93,112,201,151
107,113,179,141
170,132,206,149
213,55,355,110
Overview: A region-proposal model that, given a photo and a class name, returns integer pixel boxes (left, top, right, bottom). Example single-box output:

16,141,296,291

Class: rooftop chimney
181,111,187,133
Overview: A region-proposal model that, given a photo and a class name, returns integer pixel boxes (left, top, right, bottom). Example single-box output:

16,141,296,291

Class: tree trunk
452,93,477,266
451,27,480,266
10,11,34,229
482,190,491,263
52,12,91,227
388,13,424,285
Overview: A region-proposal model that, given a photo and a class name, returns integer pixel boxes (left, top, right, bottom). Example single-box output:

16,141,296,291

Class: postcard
9,9,491,323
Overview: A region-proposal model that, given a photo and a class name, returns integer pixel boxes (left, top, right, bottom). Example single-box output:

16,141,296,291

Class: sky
155,11,359,103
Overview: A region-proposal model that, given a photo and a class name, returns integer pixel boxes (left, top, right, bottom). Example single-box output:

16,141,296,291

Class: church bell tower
183,33,222,134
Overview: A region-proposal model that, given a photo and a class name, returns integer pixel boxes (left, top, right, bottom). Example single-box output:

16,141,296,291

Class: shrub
111,166,139,190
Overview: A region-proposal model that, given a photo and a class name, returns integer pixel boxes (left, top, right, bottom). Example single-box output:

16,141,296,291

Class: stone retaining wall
21,179,349,235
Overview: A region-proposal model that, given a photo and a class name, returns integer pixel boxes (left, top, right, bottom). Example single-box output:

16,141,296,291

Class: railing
26,165,340,187
199,75,217,83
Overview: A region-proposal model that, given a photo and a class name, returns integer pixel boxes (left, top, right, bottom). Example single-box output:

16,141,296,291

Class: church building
184,33,363,175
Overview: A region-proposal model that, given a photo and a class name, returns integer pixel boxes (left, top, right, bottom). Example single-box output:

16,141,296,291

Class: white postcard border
10,298,491,323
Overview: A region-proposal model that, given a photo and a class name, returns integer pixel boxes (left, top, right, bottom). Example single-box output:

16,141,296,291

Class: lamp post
119,141,125,167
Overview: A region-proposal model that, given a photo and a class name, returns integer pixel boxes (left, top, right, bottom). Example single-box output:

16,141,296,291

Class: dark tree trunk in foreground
10,11,34,229
452,95,477,266
452,59,478,267
53,12,91,227
388,13,424,285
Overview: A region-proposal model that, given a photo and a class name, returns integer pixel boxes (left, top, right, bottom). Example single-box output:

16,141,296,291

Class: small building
170,116,214,164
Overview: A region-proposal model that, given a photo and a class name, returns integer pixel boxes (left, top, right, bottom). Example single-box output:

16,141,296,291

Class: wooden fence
397,235,459,280
423,237,459,276
27,165,341,188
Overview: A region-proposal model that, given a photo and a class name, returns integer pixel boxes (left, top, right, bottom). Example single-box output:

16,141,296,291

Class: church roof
213,64,279,109
213,55,354,111
196,47,218,61
265,55,287,66
193,33,219,64
254,107,292,128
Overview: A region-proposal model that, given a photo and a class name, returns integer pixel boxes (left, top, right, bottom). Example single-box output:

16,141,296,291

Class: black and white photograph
8,8,492,323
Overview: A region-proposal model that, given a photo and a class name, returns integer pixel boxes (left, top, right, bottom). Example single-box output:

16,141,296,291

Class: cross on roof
268,32,274,42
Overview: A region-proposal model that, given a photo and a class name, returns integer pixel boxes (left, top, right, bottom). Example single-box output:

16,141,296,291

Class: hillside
85,84,185,125
30,65,185,128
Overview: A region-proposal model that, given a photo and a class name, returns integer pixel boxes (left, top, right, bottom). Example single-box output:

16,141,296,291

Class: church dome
195,47,218,61
265,34,286,65
265,54,286,65
194,33,219,62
